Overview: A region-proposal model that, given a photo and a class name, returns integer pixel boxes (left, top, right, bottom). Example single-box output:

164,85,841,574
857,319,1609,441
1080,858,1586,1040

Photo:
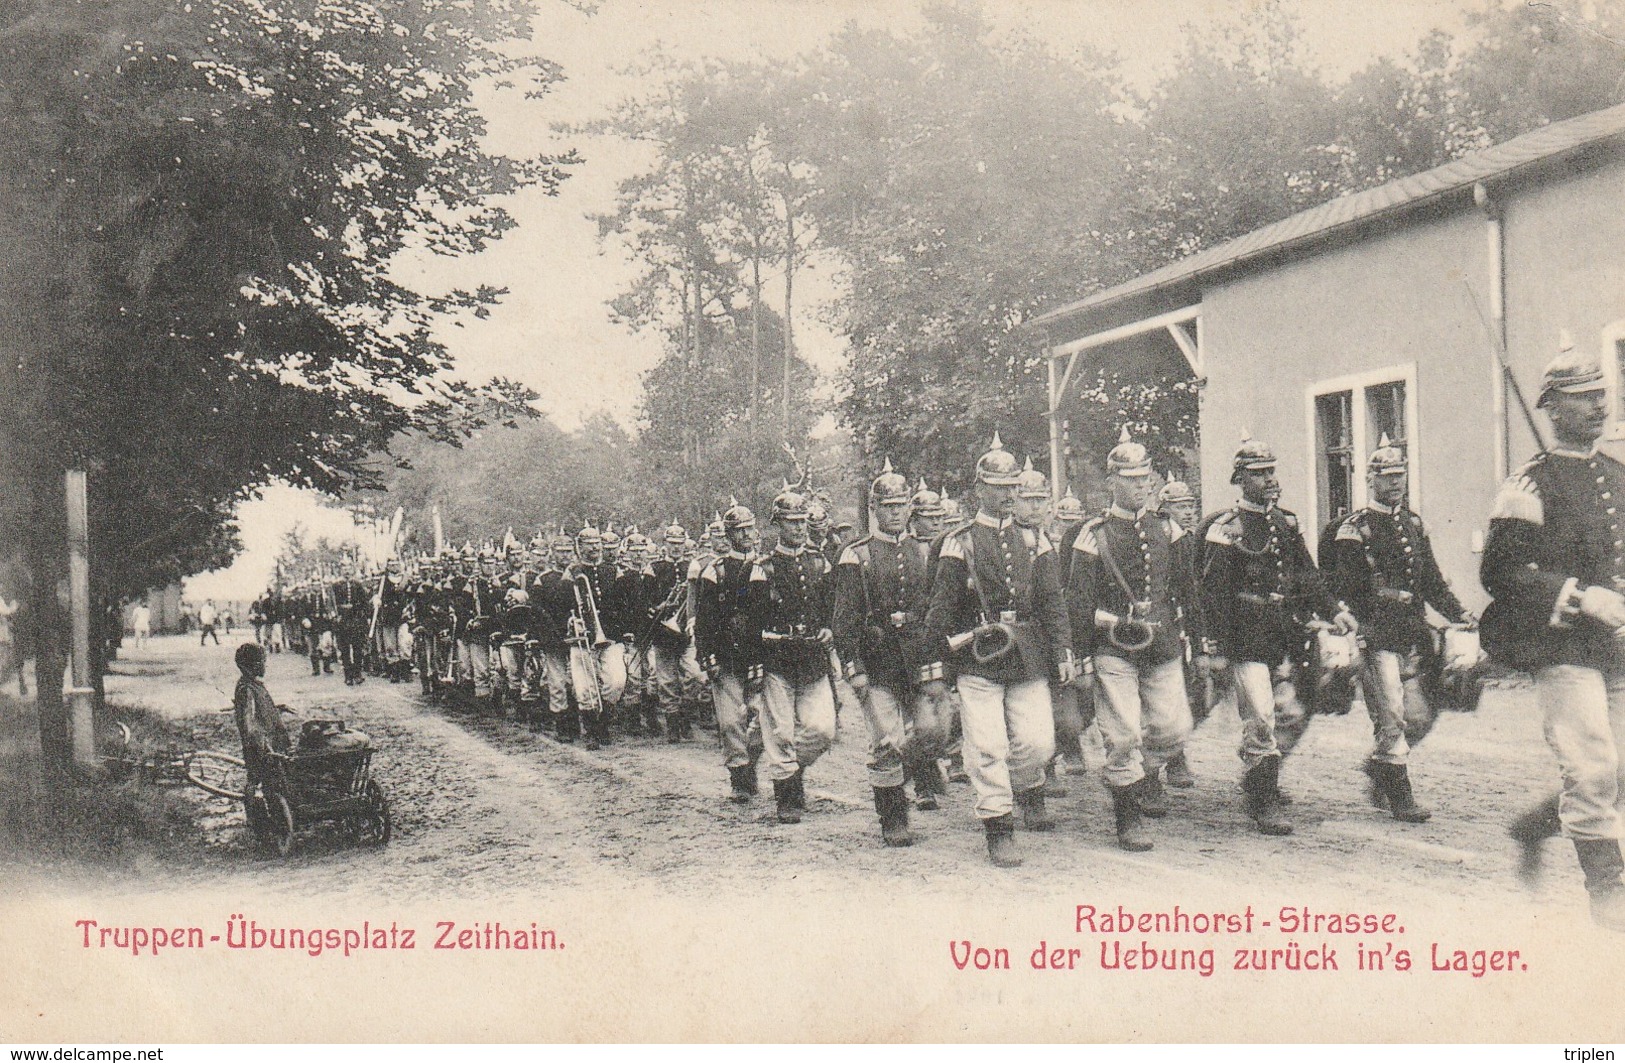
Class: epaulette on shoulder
748,562,768,582
1276,507,1300,530
1031,527,1053,556
838,541,867,566
1203,509,1241,545
699,562,719,584
1490,463,1544,524
1073,517,1104,555
1335,511,1368,543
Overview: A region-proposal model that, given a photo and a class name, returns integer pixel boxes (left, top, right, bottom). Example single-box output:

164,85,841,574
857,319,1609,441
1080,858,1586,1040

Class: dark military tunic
695,551,769,679
761,544,834,686
1196,502,1339,667
924,513,1072,685
1481,447,1625,671
1325,502,1464,655
1067,505,1193,665
832,530,933,690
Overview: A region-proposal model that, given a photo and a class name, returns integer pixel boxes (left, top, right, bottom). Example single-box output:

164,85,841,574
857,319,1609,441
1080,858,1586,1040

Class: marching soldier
1196,437,1357,836
455,546,500,711
1068,435,1196,851
834,462,947,846
305,575,336,677
758,488,839,824
494,543,541,722
694,503,768,803
646,522,695,741
1480,342,1625,930
331,560,370,685
571,524,628,747
619,528,662,735
535,534,585,741
906,478,958,801
1015,459,1083,801
372,558,409,682
1324,437,1469,823
924,433,1076,868
1158,478,1207,790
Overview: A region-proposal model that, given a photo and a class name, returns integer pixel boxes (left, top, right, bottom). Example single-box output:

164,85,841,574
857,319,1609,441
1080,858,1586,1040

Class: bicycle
100,719,249,800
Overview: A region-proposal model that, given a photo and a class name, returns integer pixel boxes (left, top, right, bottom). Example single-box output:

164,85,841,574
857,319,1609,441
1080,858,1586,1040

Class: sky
185,0,1484,601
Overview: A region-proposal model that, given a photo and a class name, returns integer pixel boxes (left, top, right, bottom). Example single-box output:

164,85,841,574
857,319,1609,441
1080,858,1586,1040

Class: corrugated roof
1036,101,1625,330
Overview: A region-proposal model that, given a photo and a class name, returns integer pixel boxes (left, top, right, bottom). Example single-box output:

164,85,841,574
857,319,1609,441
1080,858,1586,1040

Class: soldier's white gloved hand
1057,659,1077,686
1579,584,1625,629
1331,609,1359,636
848,672,868,695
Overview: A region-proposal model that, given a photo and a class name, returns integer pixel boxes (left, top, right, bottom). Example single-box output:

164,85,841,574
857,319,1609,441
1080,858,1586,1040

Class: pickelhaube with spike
771,483,810,522
1537,328,1605,408
910,477,946,519
623,527,652,557
1107,426,1153,477
1230,432,1277,483
940,496,964,522
975,431,1022,485
1053,487,1085,523
662,521,687,546
575,523,602,547
870,457,910,504
1016,456,1049,499
1367,433,1407,475
722,498,756,530
1158,479,1197,506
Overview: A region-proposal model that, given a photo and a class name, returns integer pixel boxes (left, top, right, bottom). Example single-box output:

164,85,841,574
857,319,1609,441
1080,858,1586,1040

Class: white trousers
956,674,1054,820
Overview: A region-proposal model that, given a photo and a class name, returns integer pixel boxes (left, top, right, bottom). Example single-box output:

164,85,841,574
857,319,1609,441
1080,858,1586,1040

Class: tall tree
0,0,570,771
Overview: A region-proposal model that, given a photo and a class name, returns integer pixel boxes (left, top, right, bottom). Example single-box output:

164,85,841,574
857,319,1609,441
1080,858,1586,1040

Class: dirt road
8,635,1625,1042
1,634,1578,911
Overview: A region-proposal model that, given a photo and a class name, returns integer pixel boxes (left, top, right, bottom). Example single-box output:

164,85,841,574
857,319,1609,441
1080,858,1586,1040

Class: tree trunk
782,208,794,446
26,473,70,777
750,240,762,446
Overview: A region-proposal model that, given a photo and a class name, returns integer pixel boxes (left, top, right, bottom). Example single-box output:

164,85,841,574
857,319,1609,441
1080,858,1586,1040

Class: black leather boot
1136,771,1170,818
984,813,1021,868
1015,786,1056,832
1373,761,1431,823
728,765,754,803
873,786,917,847
1109,784,1152,852
1574,838,1625,932
1243,756,1293,836
774,774,802,824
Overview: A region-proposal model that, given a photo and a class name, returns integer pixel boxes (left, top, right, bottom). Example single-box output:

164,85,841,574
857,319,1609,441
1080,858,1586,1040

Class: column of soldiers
237,340,1625,931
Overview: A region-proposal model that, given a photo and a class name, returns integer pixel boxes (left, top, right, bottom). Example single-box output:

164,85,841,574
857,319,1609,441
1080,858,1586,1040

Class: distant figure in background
198,600,220,646
0,592,18,694
131,600,152,648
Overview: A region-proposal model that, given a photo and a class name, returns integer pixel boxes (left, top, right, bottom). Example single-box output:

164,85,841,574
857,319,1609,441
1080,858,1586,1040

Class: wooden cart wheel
264,791,296,856
185,749,248,800
360,779,391,845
